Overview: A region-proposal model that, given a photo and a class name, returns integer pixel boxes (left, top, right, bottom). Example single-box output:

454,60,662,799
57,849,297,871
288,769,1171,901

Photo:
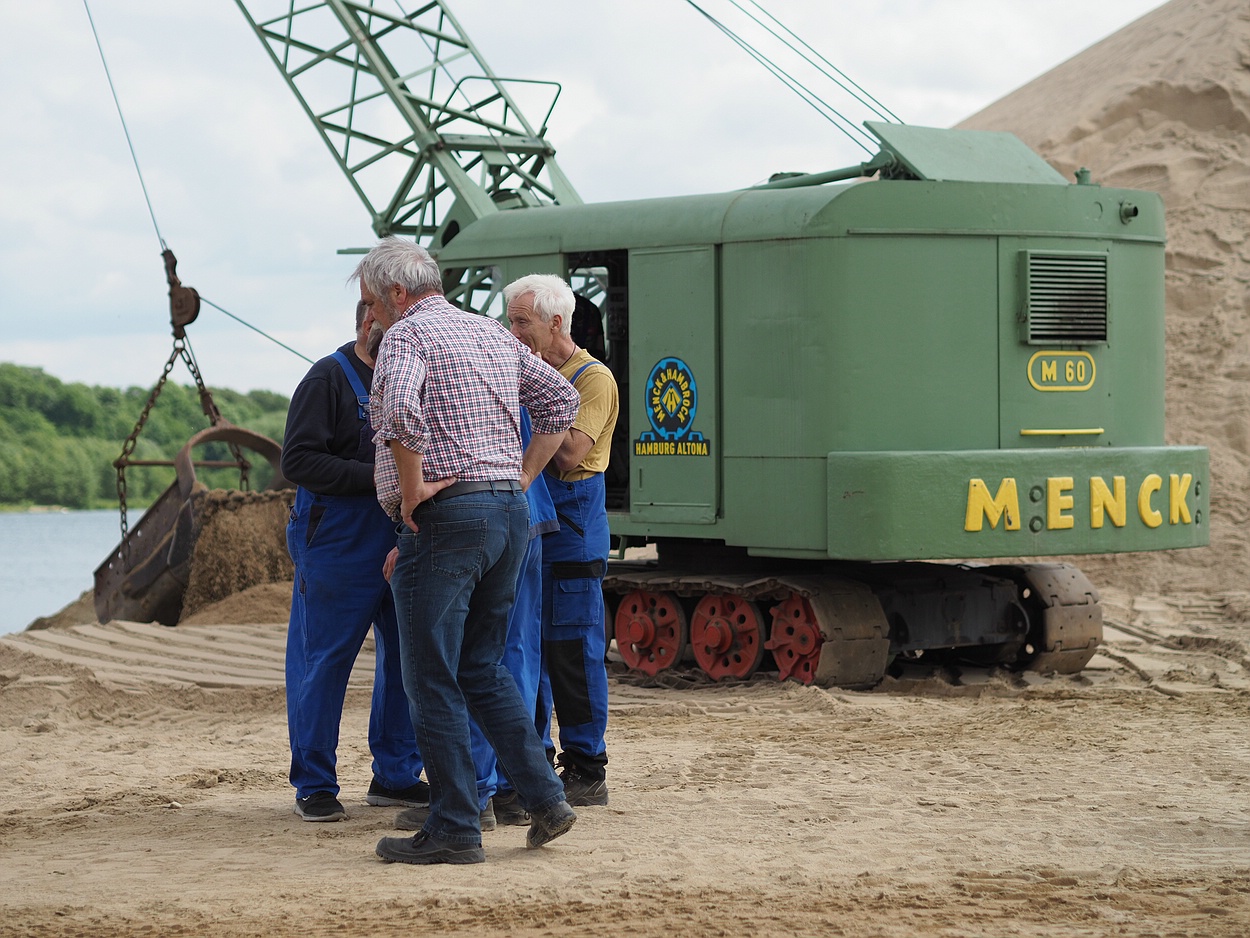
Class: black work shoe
395,801,496,832
560,770,609,807
492,790,530,826
366,777,430,808
294,791,346,822
376,831,485,865
526,800,577,849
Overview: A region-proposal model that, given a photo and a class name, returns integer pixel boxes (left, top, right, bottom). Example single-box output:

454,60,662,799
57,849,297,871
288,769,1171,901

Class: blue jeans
391,488,566,846
285,488,423,800
469,532,544,807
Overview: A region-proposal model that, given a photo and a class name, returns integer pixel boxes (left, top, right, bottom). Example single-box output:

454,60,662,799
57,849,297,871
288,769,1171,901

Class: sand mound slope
960,0,1250,596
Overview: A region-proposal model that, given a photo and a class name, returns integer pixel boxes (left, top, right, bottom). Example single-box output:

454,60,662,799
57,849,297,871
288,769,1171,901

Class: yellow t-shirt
555,348,619,482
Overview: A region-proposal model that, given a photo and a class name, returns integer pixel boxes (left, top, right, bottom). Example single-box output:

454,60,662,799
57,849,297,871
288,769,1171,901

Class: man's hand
382,546,399,582
399,476,459,533
389,440,458,532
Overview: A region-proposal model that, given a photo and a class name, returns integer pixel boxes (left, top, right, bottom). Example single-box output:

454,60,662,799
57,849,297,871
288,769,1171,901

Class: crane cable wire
82,0,312,365
734,0,902,124
202,298,314,364
82,0,166,251
682,0,891,154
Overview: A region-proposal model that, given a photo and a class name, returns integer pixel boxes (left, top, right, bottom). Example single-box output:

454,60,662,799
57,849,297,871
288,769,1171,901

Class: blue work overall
284,352,423,799
537,362,611,778
468,408,557,807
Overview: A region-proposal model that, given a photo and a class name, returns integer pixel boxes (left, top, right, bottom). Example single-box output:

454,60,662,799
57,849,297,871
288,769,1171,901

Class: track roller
614,590,687,676
766,576,892,688
690,593,766,681
765,593,824,683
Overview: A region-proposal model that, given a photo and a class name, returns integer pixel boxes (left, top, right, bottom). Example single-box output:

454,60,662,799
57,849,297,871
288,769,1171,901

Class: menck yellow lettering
1047,477,1075,530
1089,476,1126,529
1170,473,1193,525
1138,474,1163,528
965,478,1019,532
1040,360,1057,382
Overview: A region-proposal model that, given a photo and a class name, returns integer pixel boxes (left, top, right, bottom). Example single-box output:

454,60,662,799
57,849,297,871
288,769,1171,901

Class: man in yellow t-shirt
505,274,618,808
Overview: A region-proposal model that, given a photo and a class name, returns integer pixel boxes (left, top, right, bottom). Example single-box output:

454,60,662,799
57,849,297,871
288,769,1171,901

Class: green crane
231,1,1209,690
233,0,581,248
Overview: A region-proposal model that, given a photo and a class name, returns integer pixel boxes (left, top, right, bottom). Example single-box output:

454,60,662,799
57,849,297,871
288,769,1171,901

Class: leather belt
426,479,522,504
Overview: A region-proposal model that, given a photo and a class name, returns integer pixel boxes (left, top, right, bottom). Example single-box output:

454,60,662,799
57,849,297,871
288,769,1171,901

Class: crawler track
605,561,1104,689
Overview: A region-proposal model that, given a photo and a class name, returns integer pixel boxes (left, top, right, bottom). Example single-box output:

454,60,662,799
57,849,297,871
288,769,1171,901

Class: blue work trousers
391,489,565,846
285,488,423,800
468,533,543,807
537,472,611,778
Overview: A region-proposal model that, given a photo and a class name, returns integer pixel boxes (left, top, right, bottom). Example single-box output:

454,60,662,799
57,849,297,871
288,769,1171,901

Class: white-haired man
505,273,619,807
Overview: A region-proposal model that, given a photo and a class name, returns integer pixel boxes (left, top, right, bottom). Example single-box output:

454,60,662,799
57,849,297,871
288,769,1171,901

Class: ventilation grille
1024,252,1107,344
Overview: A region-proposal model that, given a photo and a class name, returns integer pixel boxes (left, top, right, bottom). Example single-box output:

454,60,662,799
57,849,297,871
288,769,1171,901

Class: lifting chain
113,250,251,547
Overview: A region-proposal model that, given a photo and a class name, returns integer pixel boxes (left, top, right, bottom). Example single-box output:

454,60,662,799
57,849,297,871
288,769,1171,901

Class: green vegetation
0,363,289,509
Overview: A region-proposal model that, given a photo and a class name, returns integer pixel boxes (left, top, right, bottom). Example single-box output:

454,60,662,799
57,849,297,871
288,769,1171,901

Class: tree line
0,363,290,509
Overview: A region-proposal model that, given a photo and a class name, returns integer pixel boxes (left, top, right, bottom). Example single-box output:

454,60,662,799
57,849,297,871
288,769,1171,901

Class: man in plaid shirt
355,238,582,865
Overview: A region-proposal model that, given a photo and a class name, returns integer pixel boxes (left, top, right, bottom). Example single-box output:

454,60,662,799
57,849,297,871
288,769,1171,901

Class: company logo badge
634,357,710,457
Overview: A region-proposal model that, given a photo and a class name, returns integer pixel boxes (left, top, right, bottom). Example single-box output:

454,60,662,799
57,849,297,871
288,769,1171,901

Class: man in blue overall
281,300,426,821
504,275,619,807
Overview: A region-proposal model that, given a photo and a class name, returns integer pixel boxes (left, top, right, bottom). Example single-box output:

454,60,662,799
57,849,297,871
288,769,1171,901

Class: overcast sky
0,0,1163,397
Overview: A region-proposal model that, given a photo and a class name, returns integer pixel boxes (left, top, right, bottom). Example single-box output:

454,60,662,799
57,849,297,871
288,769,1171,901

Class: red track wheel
690,593,766,681
765,593,825,684
614,590,688,676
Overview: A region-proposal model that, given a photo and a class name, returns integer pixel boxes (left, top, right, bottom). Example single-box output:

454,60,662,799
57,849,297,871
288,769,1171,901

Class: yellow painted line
1019,428,1105,436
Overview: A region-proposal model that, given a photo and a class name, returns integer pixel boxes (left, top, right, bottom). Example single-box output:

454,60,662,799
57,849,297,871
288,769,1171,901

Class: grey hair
351,237,443,299
503,274,575,337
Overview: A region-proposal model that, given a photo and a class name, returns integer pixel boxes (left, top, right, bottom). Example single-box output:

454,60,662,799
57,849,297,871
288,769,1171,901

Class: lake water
0,509,125,635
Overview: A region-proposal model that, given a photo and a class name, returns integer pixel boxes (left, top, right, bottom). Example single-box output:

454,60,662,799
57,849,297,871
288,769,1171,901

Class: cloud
0,0,1162,395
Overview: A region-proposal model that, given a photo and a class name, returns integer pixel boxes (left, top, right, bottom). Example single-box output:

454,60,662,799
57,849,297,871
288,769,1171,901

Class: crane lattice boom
234,0,581,246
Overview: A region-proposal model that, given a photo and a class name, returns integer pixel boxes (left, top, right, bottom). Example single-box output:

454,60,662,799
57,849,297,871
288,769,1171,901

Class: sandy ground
5,1,1250,934
1,584,1248,938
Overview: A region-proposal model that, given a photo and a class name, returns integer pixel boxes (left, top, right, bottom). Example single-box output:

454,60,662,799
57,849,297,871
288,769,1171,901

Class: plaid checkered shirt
370,294,581,520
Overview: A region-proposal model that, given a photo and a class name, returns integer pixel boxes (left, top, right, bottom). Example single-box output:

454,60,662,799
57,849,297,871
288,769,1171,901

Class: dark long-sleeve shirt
280,342,377,496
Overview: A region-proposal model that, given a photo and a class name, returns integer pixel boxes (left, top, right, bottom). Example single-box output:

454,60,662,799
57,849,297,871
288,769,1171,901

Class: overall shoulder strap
330,350,370,420
570,360,600,384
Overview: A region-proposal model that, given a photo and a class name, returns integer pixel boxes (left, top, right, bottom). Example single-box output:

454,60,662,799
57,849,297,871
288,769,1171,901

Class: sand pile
180,581,293,626
179,489,295,621
960,0,1250,597
24,589,95,631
